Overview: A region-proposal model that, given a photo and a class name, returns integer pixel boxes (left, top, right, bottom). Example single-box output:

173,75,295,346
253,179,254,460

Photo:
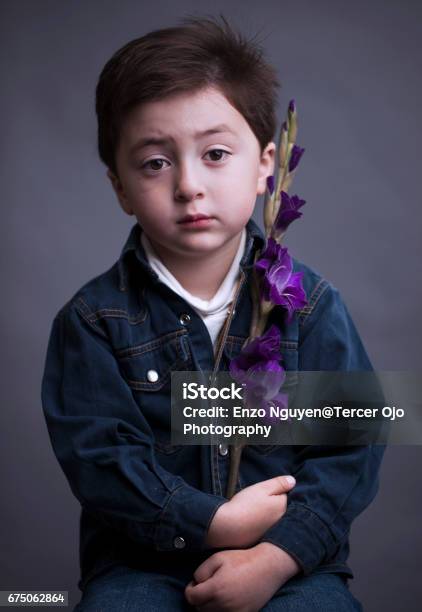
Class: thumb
192,554,223,584
262,475,296,495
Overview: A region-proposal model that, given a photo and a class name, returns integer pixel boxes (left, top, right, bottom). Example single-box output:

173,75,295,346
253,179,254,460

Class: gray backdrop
1,1,421,610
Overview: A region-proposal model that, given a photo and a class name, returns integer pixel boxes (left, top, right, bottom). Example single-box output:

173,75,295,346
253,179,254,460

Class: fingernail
286,475,296,486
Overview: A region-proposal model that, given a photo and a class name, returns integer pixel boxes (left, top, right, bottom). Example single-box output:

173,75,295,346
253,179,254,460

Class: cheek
125,177,170,213
227,158,260,192
126,179,156,199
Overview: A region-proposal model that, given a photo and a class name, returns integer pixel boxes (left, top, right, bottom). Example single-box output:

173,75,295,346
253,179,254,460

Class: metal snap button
173,536,186,549
218,443,228,456
179,313,191,326
147,369,159,383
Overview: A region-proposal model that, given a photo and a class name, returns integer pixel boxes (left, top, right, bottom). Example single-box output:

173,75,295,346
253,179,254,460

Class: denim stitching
93,309,147,325
73,298,109,340
298,280,330,327
115,330,187,358
225,335,298,350
296,279,325,315
87,307,147,325
124,357,188,391
74,296,147,327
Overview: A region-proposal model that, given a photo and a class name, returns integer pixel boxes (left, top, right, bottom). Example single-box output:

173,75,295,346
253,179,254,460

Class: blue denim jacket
41,218,384,590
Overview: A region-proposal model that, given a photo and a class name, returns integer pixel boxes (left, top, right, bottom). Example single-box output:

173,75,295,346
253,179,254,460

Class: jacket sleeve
41,301,227,553
259,282,385,575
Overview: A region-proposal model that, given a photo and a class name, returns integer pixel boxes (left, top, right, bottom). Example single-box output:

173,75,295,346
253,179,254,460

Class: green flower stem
225,100,300,499
226,442,245,499
226,251,262,499
225,266,271,498
264,188,274,238
248,254,263,339
273,143,293,221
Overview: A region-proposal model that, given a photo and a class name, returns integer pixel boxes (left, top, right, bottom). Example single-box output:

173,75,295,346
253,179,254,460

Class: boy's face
108,86,275,262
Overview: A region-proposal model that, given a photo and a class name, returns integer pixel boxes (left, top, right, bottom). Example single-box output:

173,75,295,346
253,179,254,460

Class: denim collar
117,217,266,292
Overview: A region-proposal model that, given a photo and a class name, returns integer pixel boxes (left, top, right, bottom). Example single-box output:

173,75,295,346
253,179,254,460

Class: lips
178,214,212,223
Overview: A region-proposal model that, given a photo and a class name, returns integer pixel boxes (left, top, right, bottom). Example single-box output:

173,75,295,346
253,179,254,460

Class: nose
174,160,204,202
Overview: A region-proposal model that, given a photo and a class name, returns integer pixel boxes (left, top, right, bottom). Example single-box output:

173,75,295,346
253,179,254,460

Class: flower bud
279,122,288,170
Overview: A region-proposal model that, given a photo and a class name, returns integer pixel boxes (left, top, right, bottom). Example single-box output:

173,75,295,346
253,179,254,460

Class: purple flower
266,175,275,195
261,391,289,424
230,325,283,375
274,191,307,235
255,238,307,322
229,325,286,402
288,145,305,172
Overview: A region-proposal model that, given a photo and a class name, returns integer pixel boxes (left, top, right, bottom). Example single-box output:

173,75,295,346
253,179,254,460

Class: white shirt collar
140,228,246,316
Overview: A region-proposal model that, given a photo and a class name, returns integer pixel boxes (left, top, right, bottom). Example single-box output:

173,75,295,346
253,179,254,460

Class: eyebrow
130,124,236,154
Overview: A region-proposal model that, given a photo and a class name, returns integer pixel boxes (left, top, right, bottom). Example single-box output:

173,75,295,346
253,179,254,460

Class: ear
256,142,276,196
106,169,133,215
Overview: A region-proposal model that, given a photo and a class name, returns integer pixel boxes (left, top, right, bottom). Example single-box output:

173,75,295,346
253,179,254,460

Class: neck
146,232,244,300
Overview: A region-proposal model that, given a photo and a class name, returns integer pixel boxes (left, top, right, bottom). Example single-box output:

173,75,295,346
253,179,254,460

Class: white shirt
140,229,246,347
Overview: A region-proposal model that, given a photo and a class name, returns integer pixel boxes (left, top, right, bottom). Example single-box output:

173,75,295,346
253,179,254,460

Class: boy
41,15,384,611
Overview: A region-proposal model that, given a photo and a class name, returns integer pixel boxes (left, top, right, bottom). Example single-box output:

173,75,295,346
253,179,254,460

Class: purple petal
229,325,282,375
266,175,275,195
239,360,287,409
274,209,303,234
277,272,307,322
274,192,307,233
255,238,287,276
265,255,293,292
259,391,289,424
255,257,272,275
290,194,307,211
260,248,294,304
288,145,305,172
255,237,308,318
261,238,286,262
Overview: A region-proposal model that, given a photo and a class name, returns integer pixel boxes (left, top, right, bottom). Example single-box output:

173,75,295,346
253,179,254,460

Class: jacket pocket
114,329,191,391
114,329,192,451
223,335,299,372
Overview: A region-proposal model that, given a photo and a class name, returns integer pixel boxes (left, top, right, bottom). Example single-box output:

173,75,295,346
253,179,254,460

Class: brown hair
95,14,280,176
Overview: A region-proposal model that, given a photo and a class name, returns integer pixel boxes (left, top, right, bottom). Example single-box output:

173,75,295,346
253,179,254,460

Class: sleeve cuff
155,484,227,552
259,502,338,575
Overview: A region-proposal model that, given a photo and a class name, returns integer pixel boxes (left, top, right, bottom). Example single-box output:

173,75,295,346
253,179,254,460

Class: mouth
177,214,215,229
177,214,213,224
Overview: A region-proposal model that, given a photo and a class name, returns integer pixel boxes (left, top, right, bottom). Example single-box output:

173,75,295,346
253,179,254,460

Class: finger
193,554,223,584
262,474,296,494
185,580,198,605
185,575,219,607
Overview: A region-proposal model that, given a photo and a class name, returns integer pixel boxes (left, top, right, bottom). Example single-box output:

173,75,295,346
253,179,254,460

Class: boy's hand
184,542,300,612
206,475,295,549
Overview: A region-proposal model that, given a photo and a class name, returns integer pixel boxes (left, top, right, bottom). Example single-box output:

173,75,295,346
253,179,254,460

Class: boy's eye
204,148,231,162
141,149,231,172
141,158,170,172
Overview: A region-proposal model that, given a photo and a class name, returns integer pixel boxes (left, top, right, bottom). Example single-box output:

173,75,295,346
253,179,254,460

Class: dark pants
74,565,362,611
